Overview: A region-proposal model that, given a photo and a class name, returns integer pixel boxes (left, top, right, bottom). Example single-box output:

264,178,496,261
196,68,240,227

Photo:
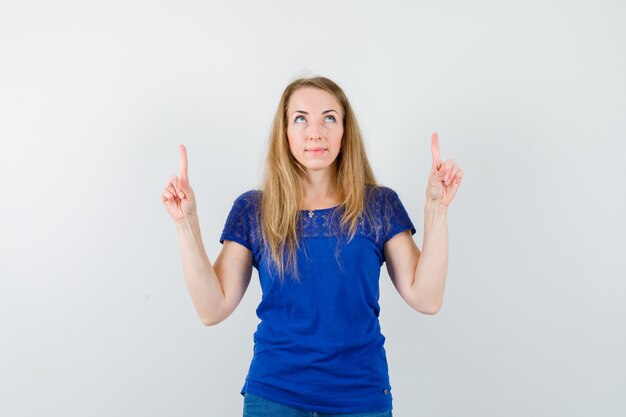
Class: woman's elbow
414,300,442,315
201,313,225,326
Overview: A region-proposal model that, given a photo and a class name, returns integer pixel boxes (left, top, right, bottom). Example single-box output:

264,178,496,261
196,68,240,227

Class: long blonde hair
259,76,379,283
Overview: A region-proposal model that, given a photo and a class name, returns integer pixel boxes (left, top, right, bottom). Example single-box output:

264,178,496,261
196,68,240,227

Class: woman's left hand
427,132,463,208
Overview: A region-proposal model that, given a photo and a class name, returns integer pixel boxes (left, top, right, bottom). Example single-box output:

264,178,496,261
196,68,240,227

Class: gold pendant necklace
308,209,315,218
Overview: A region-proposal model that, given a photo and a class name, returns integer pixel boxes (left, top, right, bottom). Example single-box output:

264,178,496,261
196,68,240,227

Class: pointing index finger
431,132,442,168
179,144,188,180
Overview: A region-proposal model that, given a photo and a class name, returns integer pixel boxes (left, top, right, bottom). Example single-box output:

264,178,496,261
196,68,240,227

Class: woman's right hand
161,144,197,224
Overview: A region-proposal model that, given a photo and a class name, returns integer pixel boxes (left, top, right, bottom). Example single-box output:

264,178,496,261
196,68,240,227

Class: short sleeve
383,188,417,244
219,191,253,251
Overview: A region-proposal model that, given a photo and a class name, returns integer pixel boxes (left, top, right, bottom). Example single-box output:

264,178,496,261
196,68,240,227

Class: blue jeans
242,392,393,417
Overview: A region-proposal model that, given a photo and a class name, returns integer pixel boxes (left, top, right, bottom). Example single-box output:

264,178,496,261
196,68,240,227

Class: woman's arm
384,200,448,315
176,214,226,325
384,132,461,314
176,214,253,326
412,200,448,313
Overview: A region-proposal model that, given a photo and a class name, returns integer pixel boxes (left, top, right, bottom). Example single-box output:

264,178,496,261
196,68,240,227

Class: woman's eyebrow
291,109,340,116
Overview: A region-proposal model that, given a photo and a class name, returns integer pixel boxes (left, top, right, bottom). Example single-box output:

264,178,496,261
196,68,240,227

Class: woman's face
286,87,344,174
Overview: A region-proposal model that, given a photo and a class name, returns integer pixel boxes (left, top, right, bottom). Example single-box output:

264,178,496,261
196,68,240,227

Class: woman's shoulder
367,183,394,193
364,185,411,222
366,184,399,203
235,189,262,202
229,189,262,215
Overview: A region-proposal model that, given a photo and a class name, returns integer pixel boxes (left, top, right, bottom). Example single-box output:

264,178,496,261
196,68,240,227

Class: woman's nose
306,122,323,139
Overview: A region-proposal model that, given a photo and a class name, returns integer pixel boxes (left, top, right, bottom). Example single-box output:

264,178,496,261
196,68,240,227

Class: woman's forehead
288,87,342,112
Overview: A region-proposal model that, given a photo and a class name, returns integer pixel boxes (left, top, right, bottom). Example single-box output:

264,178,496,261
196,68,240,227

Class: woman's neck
300,167,339,209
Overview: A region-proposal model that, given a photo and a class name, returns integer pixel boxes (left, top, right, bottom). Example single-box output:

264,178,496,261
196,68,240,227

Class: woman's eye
294,114,336,123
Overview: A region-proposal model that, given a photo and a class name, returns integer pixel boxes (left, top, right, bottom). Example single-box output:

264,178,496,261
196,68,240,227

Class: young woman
161,76,463,416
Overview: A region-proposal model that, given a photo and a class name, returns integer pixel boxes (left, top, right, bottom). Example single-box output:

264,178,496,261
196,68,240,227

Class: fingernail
179,193,184,199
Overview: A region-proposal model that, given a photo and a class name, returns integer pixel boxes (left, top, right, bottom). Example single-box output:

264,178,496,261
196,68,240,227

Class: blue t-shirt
219,185,416,414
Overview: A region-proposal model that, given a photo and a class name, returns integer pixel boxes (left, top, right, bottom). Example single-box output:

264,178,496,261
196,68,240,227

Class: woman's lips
306,148,327,156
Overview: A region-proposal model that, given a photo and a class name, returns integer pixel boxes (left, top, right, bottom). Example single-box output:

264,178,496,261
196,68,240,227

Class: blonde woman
161,76,463,416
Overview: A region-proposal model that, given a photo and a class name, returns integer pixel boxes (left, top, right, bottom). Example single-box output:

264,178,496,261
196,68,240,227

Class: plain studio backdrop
1,0,624,416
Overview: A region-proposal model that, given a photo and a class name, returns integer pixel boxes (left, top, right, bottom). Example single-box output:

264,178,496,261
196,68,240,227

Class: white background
1,1,625,416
